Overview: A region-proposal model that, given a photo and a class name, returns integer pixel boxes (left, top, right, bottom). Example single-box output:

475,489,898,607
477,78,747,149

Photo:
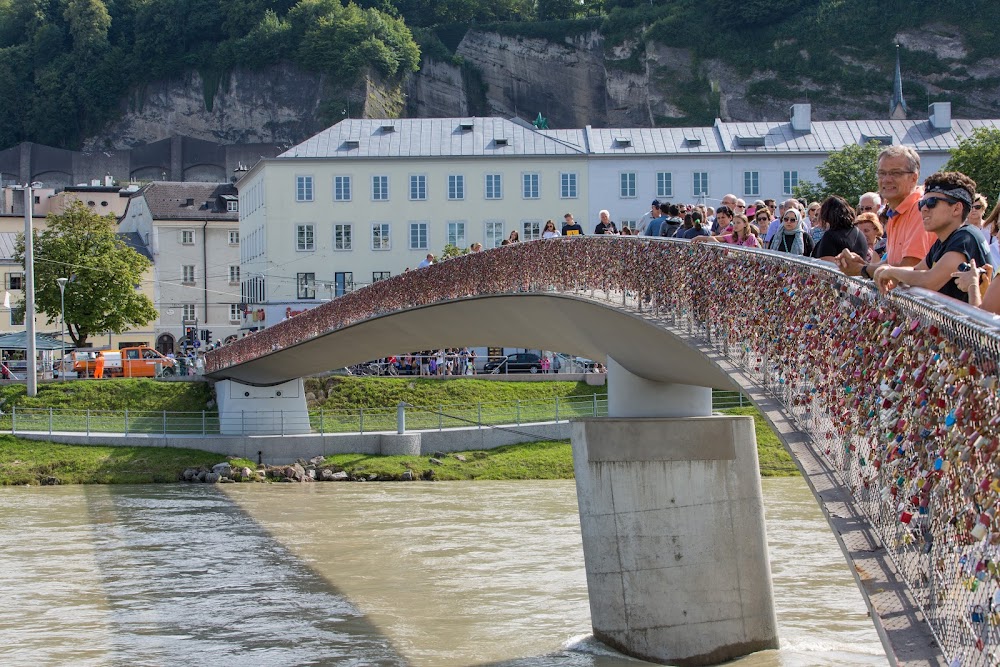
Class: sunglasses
782,217,797,222
973,204,985,210
917,196,958,210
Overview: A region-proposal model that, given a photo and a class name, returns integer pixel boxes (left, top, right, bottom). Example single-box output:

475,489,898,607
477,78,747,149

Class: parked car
483,353,543,374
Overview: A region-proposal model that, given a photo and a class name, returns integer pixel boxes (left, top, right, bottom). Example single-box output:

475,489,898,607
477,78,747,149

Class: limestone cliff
81,27,1000,150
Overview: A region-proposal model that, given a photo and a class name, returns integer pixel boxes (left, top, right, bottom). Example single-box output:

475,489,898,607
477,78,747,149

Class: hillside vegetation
1,0,994,150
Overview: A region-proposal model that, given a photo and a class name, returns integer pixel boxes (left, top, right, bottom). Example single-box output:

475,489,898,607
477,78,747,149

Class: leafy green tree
944,128,1000,204
538,0,582,20
792,140,883,206
440,243,468,259
63,0,111,53
14,201,158,348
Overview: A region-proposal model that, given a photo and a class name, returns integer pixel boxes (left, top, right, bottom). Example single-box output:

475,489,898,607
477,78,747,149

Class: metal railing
5,390,748,436
205,236,1000,664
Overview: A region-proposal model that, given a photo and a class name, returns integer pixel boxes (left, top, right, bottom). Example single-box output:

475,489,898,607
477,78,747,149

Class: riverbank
0,405,796,485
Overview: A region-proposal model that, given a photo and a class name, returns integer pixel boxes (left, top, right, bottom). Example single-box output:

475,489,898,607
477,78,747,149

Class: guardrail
4,390,748,436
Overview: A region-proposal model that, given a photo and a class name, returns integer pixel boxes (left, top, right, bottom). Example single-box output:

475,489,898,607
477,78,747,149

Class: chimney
929,102,952,131
790,104,811,132
104,173,113,187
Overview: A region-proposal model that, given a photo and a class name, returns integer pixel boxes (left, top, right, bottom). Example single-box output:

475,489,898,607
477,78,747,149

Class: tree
14,201,158,347
944,128,1000,205
792,140,883,206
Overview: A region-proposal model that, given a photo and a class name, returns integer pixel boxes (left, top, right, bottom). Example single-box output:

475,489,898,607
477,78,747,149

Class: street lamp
57,277,68,378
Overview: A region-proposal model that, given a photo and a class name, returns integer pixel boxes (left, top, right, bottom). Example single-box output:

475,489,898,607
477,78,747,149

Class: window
485,220,505,249
296,224,315,251
448,175,464,200
334,224,352,251
296,175,314,202
522,173,539,199
744,171,760,197
297,272,315,299
226,200,238,212
181,229,194,245
182,265,196,284
409,175,426,201
620,220,638,233
447,221,466,248
372,175,389,201
693,172,709,197
560,172,578,199
334,272,353,297
372,223,391,250
619,172,636,198
656,172,673,198
228,230,239,245
485,173,503,200
229,304,241,322
373,271,391,282
229,265,240,284
522,220,542,240
409,222,429,250
5,272,23,290
10,305,24,327
182,304,196,321
783,170,799,195
334,176,351,201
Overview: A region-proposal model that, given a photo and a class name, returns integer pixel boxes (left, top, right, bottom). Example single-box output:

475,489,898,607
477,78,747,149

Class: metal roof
277,115,1000,160
280,118,589,159
0,233,17,261
714,118,1000,153
135,182,239,221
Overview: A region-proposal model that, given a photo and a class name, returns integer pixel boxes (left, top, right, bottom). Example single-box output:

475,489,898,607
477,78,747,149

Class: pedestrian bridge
206,236,999,667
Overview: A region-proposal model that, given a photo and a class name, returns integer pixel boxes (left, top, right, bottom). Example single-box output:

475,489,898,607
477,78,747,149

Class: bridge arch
207,237,1000,667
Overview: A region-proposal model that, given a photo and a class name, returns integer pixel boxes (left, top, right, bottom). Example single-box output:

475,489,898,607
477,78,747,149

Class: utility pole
23,185,36,396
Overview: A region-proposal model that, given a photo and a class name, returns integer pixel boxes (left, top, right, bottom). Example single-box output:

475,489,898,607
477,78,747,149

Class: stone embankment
180,455,446,484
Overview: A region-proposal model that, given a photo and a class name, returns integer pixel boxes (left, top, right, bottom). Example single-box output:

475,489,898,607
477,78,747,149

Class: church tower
889,44,908,120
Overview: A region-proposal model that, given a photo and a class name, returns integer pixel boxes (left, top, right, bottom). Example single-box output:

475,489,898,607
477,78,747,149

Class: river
0,477,886,666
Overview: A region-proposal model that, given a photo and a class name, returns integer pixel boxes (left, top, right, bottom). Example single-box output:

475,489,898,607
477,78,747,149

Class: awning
0,332,69,351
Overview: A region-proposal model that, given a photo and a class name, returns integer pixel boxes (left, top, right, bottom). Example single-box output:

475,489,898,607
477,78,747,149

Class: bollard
397,402,406,434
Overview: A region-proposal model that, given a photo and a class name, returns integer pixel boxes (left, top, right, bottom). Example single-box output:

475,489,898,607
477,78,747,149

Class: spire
890,44,908,119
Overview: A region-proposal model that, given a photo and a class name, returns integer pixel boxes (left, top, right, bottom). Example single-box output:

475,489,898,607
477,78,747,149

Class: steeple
890,44,908,119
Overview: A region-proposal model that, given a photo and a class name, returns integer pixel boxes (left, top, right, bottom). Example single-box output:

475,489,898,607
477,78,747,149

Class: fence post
124,408,129,436
163,410,167,435
86,409,89,436
397,402,406,434
48,406,53,434
593,392,597,416
516,399,521,425
438,404,443,431
320,408,325,435
477,402,482,430
241,410,245,435
10,404,14,434
555,396,560,423
359,408,364,434
202,410,206,435
280,410,285,437
739,394,744,407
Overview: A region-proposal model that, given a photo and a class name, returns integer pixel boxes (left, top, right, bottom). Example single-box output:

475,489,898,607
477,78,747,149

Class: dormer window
344,139,360,149
459,119,475,131
495,138,509,147
684,137,702,147
380,123,395,133
735,136,765,147
613,137,632,147
861,134,892,146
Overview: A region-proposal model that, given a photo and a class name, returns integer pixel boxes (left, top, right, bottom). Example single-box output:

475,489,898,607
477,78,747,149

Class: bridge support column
216,378,310,435
571,358,777,666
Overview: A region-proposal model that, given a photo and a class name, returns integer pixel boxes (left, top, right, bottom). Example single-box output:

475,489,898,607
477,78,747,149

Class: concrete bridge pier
215,378,311,435
571,358,778,666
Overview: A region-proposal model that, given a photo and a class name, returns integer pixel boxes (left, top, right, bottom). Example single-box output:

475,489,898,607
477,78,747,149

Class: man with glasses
873,171,990,303
837,145,935,278
857,192,882,215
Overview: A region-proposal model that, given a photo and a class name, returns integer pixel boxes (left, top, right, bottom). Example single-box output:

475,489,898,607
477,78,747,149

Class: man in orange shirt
836,145,935,278
94,351,105,379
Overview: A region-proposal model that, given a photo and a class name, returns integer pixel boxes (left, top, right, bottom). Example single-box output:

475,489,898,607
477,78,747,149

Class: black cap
651,199,661,207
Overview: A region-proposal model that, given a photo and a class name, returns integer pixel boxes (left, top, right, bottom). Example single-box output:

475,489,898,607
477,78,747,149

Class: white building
120,182,242,353
238,104,1000,330
237,117,589,328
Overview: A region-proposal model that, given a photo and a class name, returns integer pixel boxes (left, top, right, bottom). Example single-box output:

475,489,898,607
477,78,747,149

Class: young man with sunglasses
872,171,991,303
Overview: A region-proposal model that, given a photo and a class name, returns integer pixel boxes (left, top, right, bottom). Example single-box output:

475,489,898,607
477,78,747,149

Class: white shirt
417,258,433,269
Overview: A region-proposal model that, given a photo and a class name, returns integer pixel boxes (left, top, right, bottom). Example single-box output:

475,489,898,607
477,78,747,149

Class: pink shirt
723,233,759,248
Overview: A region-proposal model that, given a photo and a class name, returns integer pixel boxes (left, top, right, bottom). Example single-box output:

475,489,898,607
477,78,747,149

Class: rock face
80,28,1000,150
